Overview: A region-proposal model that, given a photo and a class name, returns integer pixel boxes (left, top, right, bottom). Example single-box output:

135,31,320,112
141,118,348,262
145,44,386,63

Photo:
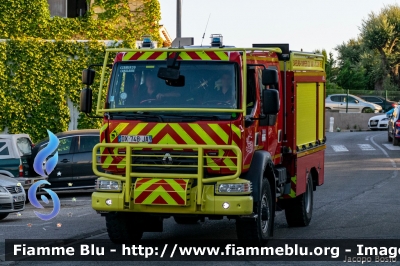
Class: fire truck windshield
107,61,238,111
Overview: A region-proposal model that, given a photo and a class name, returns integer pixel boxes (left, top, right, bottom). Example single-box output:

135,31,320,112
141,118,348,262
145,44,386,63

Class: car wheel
362,108,373,113
393,134,400,146
0,213,9,220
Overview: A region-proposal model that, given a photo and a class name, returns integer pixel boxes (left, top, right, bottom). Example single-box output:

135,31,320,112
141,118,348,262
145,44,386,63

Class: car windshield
107,61,238,112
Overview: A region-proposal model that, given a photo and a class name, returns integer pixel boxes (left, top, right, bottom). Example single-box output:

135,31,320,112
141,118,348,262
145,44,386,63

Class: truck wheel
173,216,199,224
236,178,273,245
285,173,313,227
105,212,143,243
0,213,9,220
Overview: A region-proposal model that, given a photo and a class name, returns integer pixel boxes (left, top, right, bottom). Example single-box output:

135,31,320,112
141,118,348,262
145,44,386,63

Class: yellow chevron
128,123,148,135
123,52,136,60
214,51,229,60
138,52,154,60
170,124,196,144
209,124,229,144
195,51,212,60
189,124,216,145
110,123,129,142
179,52,193,60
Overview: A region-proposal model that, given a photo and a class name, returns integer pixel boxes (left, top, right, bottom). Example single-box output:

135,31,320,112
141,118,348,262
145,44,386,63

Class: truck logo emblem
162,153,173,165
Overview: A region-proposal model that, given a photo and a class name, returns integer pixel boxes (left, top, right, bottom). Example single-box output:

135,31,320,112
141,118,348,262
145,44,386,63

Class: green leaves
0,0,161,141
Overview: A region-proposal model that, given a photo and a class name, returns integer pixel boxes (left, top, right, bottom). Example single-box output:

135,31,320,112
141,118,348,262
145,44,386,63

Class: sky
158,0,399,57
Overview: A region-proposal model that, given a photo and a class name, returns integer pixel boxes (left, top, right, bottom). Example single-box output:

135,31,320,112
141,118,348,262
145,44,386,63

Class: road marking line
331,145,348,152
382,144,400,150
358,144,375,151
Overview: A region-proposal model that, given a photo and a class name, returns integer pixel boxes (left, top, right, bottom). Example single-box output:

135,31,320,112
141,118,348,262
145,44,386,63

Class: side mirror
82,69,95,85
262,89,280,115
165,75,185,87
80,88,92,113
262,69,278,87
158,67,180,80
354,99,359,104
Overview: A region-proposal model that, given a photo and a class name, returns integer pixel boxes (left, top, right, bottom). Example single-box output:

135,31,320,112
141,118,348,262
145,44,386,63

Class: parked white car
326,94,382,113
368,108,394,130
0,174,25,220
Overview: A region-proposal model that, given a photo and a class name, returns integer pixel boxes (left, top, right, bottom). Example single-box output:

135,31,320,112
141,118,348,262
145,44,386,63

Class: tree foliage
333,4,400,92
0,0,161,142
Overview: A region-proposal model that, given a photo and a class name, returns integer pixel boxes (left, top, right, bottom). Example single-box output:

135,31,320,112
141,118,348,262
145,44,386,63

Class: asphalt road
1,131,400,265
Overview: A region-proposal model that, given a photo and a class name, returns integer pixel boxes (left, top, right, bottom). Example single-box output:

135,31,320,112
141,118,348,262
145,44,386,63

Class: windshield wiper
110,112,164,122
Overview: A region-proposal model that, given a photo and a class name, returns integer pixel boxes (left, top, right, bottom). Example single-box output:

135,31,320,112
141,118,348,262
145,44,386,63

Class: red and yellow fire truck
80,35,326,244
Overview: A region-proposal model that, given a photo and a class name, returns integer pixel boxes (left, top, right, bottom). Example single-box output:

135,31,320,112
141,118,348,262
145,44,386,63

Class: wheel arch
243,150,276,202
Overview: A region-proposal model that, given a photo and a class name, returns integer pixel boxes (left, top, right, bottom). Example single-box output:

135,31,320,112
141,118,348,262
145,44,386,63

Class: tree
360,4,400,89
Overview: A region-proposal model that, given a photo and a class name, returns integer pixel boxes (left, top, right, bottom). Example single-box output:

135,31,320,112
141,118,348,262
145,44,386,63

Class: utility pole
177,0,182,38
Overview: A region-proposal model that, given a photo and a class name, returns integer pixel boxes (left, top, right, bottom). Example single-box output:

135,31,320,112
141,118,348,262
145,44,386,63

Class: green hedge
0,39,118,142
0,0,161,142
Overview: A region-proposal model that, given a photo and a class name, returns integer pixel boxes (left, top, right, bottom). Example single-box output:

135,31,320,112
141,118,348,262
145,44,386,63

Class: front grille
131,150,199,173
13,201,24,210
5,186,23,194
132,150,198,166
0,203,12,210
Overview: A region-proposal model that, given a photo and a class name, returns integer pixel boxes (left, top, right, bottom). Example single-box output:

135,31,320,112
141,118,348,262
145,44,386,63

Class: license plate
118,135,152,143
370,122,378,126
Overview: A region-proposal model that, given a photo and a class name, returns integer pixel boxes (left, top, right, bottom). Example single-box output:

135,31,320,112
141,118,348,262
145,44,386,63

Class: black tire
285,173,313,227
388,132,393,142
362,108,372,113
105,212,143,243
236,178,273,245
393,134,400,146
0,213,9,220
173,216,199,224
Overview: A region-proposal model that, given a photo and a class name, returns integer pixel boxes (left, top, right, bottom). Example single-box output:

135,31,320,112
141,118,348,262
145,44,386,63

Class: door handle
61,159,70,163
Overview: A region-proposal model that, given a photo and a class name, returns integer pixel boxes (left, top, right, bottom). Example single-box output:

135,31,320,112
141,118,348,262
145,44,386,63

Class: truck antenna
201,14,211,47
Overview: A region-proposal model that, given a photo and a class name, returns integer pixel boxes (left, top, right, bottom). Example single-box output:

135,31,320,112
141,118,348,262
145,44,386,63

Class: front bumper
92,185,253,215
369,120,388,129
0,193,25,213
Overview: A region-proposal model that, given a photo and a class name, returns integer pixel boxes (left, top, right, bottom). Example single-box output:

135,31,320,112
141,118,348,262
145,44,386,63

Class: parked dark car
28,129,101,190
388,106,400,145
359,95,398,112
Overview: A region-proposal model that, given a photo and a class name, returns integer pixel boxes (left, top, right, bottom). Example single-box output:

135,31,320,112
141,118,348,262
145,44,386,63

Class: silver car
326,94,382,113
0,174,25,220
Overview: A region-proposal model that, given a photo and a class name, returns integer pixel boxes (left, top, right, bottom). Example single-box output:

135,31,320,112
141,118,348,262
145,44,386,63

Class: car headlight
95,179,122,192
215,181,252,195
0,186,9,193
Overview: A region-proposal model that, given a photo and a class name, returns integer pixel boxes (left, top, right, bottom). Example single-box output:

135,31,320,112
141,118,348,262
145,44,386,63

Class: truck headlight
215,182,252,195
95,179,121,192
